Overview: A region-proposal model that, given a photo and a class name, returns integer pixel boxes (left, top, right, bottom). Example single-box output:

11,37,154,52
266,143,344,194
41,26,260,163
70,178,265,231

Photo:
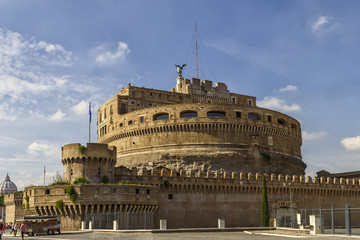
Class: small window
140,116,144,123
148,103,153,107
149,92,153,96
267,115,272,122
132,91,135,96
159,94,161,97
146,189,150,195
291,123,297,129
180,111,197,118
130,101,135,105
207,100,212,103
154,113,169,121
45,189,50,195
128,120,133,125
207,111,226,117
168,194,173,200
119,123,123,127
278,118,286,125
179,96,182,100
232,97,236,104
235,111,241,118
248,100,253,106
132,141,135,145
98,167,101,175
136,188,139,194
248,113,260,121
121,103,126,111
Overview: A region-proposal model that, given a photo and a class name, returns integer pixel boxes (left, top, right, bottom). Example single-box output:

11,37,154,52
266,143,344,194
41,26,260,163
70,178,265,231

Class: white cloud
302,130,327,141
96,41,130,63
312,16,329,32
257,96,301,112
71,100,89,115
341,136,360,150
27,141,60,158
48,110,66,122
278,85,298,92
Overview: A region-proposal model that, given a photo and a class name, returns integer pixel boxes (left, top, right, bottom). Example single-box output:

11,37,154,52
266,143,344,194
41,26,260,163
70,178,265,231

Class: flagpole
89,102,91,143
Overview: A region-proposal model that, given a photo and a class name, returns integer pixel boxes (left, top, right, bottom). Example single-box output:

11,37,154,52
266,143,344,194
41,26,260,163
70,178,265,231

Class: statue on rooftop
175,64,186,78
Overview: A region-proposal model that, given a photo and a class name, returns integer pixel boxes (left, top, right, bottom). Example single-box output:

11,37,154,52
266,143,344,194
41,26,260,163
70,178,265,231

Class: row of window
119,110,297,129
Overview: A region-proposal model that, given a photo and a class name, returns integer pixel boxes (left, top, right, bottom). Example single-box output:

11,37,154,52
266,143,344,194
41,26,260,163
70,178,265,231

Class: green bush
101,176,110,184
73,176,90,184
164,180,170,188
55,199,64,211
24,195,30,212
78,145,86,154
117,180,130,185
51,172,69,185
65,186,77,203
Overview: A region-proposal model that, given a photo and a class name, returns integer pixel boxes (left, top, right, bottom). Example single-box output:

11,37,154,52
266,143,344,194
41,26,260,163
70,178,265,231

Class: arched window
207,111,226,117
180,111,197,118
248,112,261,121
291,123,297,129
278,118,286,125
153,113,169,121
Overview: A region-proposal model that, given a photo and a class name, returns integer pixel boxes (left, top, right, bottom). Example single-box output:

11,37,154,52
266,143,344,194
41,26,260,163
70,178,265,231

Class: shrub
164,180,170,188
55,200,64,211
51,172,69,185
101,176,110,184
117,180,130,185
24,195,30,212
73,176,90,184
65,185,77,203
78,145,86,154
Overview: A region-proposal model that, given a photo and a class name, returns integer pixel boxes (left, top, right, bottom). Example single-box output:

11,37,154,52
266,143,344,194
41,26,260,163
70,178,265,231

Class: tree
261,173,270,227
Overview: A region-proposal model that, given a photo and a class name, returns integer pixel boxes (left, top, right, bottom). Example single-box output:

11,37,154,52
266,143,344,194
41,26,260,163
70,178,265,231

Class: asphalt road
3,231,360,240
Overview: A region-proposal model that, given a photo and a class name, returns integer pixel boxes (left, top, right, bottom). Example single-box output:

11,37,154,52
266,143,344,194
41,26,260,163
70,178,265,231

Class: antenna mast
195,22,199,79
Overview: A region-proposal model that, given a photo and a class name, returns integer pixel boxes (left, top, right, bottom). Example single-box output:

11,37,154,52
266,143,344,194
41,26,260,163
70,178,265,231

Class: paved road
3,231,360,240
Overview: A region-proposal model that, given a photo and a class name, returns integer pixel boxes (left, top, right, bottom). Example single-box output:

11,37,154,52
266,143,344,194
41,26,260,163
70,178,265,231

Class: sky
1,0,360,190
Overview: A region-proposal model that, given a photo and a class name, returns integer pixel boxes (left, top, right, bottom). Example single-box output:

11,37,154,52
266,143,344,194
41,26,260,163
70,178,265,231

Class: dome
0,174,17,195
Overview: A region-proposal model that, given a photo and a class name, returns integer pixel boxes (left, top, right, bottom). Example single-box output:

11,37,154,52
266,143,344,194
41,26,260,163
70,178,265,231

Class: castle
4,76,360,231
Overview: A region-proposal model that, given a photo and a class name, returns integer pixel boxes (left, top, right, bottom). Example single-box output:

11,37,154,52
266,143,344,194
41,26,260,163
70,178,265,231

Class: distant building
0,174,17,222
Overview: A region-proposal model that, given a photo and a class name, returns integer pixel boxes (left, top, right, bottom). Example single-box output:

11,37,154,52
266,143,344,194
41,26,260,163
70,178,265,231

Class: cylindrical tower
61,143,116,184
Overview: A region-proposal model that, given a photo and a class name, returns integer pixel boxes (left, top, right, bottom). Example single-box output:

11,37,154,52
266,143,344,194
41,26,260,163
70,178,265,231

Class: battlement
116,167,360,189
61,143,116,161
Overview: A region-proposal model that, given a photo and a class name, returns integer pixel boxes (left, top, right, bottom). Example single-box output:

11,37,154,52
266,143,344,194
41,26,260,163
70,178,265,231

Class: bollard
81,221,85,230
113,220,118,230
160,219,167,230
309,215,323,235
218,219,225,229
89,221,93,230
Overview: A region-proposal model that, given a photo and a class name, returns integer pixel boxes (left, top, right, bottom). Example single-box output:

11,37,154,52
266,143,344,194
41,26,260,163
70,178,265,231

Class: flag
89,102,92,123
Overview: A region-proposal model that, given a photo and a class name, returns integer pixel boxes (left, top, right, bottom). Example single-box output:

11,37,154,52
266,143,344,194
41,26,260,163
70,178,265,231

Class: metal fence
293,205,360,236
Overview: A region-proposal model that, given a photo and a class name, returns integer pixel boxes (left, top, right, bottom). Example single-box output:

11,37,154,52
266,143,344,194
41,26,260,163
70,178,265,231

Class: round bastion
61,143,117,184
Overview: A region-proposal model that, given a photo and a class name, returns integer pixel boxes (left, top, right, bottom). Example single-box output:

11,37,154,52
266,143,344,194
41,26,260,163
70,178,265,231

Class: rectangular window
168,194,173,200
136,188,140,194
140,116,144,123
248,100,253,106
130,101,135,105
132,91,135,96
148,103,153,107
150,92,153,96
121,103,126,111
232,97,236,104
267,115,272,122
235,111,242,118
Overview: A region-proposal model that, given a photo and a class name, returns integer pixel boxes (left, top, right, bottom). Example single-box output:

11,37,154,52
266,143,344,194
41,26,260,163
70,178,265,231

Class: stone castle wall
116,168,360,228
99,102,304,175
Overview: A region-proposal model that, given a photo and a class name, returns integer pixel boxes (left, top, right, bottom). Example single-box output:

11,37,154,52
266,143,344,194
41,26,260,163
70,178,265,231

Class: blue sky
1,0,360,189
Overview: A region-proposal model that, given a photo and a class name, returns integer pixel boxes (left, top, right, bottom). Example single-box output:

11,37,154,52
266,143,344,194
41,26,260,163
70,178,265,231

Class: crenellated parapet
114,167,360,198
62,143,116,184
